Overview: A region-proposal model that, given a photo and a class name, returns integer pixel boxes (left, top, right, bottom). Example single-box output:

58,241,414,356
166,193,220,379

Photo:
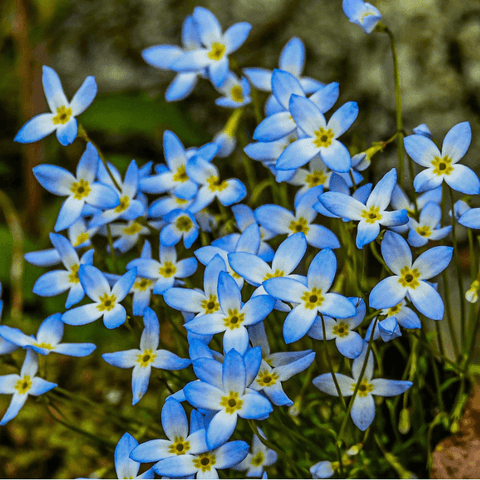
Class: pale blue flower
0,313,96,357
313,344,412,431
369,231,453,320
61,265,136,329
102,308,190,405
404,121,480,194
264,249,356,343
171,7,251,87
342,0,382,34
114,433,154,479
15,66,97,146
0,349,57,425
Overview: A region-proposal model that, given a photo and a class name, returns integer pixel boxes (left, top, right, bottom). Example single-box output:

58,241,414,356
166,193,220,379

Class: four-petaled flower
15,66,97,146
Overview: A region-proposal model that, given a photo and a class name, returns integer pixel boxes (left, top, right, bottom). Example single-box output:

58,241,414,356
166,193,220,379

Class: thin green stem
0,189,24,322
449,187,466,351
78,124,122,192
320,314,346,409
105,223,119,273
381,25,407,189
338,316,379,444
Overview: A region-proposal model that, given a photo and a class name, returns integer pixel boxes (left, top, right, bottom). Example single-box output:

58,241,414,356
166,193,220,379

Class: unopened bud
398,408,411,435
465,280,479,303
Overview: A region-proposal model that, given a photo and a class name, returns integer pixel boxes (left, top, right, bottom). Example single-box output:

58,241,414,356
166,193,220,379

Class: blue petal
142,45,183,69
166,73,198,102
70,76,97,116
279,37,305,77
15,114,56,144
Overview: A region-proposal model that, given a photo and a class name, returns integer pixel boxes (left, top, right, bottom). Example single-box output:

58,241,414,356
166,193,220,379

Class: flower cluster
3,1,479,479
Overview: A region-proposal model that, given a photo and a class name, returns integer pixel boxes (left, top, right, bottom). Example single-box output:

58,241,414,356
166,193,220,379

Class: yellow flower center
387,303,402,316
123,222,143,236
15,375,32,394
175,215,193,232
136,349,157,368
351,379,374,397
175,197,189,205
398,266,421,289
201,294,220,314
257,370,279,387
263,269,285,281
313,127,334,148
168,437,191,456
223,308,245,330
159,261,177,278
230,85,244,103
416,225,431,237
70,179,91,200
301,287,325,310
288,217,309,235
251,451,265,467
173,165,189,183
52,105,73,125
431,155,454,176
68,263,80,284
207,175,228,192
73,232,89,247
208,42,226,61
97,292,117,311
361,206,382,224
134,278,153,291
332,321,349,338
115,196,130,213
220,391,243,414
193,453,216,473
33,342,54,350
306,170,328,188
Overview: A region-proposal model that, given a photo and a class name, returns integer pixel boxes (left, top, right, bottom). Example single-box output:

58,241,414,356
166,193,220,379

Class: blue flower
255,186,340,249
185,271,275,355
342,0,382,34
0,349,57,425
184,348,272,449
264,249,356,343
233,429,278,477
313,344,412,431
310,460,336,478
186,156,247,213
153,439,249,478
0,313,96,357
253,70,339,143
215,72,251,108
171,7,251,88
404,121,480,194
89,160,145,228
113,433,154,479
164,254,227,320
140,131,205,200
248,322,315,406
369,231,453,320
142,15,204,102
407,201,451,247
214,204,275,262
130,398,208,465
33,143,119,231
195,223,262,289
243,36,323,115
32,233,94,308
61,265,136,329
15,66,97,146
319,168,408,248
127,242,197,295
275,94,358,173
307,298,366,359
161,209,200,249
102,308,190,405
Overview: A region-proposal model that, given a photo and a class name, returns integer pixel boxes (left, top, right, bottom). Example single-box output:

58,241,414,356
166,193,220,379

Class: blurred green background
2,0,480,477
